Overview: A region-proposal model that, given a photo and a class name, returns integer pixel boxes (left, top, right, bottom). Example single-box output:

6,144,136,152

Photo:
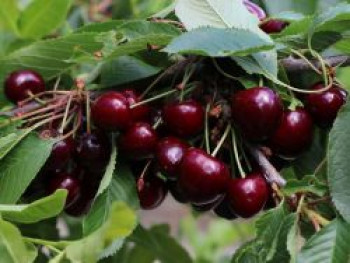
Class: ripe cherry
119,122,158,159
243,0,266,21
269,108,313,159
231,87,283,142
91,91,132,131
162,100,205,138
178,148,230,205
75,132,111,172
214,198,237,220
166,180,189,203
227,173,269,218
48,173,81,208
305,83,348,128
122,89,151,122
5,70,45,103
156,137,189,180
137,175,168,210
46,137,75,170
260,19,289,34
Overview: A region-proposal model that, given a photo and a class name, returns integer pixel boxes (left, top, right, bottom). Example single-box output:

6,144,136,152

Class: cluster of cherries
3,64,347,220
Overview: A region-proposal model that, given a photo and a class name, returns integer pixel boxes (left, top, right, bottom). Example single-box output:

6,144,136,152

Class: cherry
192,198,221,212
75,132,111,172
5,70,45,103
214,198,237,220
227,173,269,218
269,107,313,159
156,137,189,180
305,83,348,128
122,89,151,122
46,137,75,170
260,19,289,34
178,148,230,205
231,87,283,142
48,173,81,208
162,100,205,138
119,122,158,159
137,175,168,210
243,0,266,21
91,91,132,131
166,180,189,203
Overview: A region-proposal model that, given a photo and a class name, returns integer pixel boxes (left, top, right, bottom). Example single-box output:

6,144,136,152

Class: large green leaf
0,190,67,224
297,219,350,263
0,218,37,263
164,27,274,57
0,129,32,161
0,134,54,204
231,239,265,263
328,100,350,222
129,225,192,263
83,163,139,235
0,0,20,34
18,0,72,39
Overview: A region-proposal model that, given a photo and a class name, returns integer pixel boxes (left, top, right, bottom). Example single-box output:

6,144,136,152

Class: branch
280,55,350,72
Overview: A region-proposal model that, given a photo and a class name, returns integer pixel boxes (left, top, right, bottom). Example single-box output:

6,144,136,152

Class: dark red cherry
162,100,204,138
178,148,230,204
5,70,45,103
305,83,348,128
75,132,111,172
119,122,158,160
47,137,74,170
48,173,81,208
91,91,132,131
156,137,189,180
243,0,266,21
122,89,151,122
214,198,237,220
166,180,189,203
260,19,289,34
137,175,168,210
231,87,283,142
227,173,269,218
269,108,313,159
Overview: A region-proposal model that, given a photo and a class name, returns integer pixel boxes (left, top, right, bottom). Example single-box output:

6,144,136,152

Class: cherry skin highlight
162,100,205,138
178,148,230,205
231,87,283,142
5,70,45,103
305,82,348,128
227,173,269,218
91,91,132,131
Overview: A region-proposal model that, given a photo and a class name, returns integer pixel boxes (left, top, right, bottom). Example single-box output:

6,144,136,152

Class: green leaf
65,202,137,263
329,100,350,222
129,225,192,263
0,0,20,34
83,163,139,235
0,190,67,224
282,175,328,197
0,218,38,263
231,239,265,263
100,56,161,88
75,20,125,33
164,27,274,57
0,129,32,161
297,219,350,263
0,134,54,204
18,0,72,39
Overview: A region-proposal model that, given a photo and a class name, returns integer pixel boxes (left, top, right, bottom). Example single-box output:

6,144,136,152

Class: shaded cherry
214,198,237,220
243,0,266,21
192,198,221,212
137,175,168,210
260,19,289,34
122,89,151,122
305,82,348,128
119,122,158,159
269,107,313,159
162,100,204,138
156,137,189,180
166,180,189,204
231,87,283,142
91,91,132,131
75,132,111,172
48,173,81,208
227,173,269,218
5,70,45,103
178,148,230,205
46,137,75,170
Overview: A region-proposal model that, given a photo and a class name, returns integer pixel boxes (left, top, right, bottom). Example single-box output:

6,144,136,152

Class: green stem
303,207,330,227
231,129,246,178
130,89,178,109
204,104,211,154
211,124,231,157
212,58,238,80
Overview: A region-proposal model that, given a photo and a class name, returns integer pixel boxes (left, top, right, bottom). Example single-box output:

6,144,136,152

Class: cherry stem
204,103,211,154
59,94,73,134
211,58,239,81
130,89,178,109
85,92,92,134
140,160,152,180
302,206,330,227
290,49,322,74
239,139,252,172
211,124,231,157
231,129,246,178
